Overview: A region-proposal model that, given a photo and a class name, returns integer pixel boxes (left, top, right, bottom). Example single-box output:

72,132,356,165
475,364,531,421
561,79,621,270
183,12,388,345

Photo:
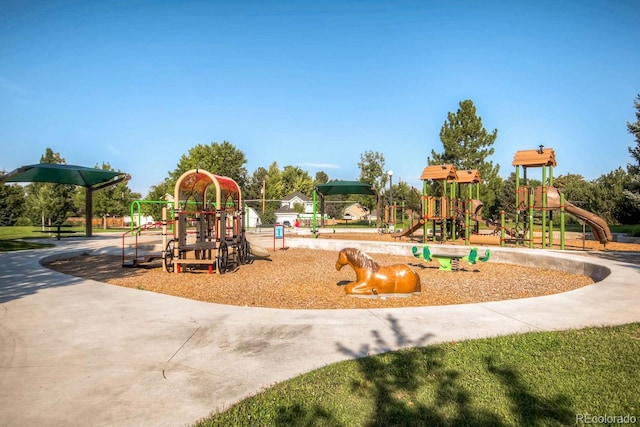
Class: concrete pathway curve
0,236,638,427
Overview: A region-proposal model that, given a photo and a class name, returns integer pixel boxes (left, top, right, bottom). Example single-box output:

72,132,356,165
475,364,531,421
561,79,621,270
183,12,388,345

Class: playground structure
507,147,613,248
419,164,491,243
384,187,424,238
414,147,613,249
411,245,490,271
121,169,252,273
335,247,421,297
165,169,251,273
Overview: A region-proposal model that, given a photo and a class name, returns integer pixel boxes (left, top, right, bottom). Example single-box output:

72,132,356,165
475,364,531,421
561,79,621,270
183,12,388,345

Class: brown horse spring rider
335,248,421,297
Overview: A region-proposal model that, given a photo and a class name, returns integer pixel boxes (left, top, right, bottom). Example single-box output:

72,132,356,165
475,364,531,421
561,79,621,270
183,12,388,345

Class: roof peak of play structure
455,169,482,184
420,164,457,181
512,147,557,167
173,169,242,210
420,165,482,183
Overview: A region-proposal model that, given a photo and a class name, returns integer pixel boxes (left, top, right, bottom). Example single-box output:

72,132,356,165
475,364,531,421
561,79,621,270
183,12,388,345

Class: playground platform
0,235,639,427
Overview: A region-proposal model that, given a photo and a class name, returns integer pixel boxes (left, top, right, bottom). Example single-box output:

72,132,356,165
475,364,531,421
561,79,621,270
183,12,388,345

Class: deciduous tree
281,165,313,196
357,150,387,225
0,183,26,226
314,171,329,186
25,148,76,226
168,141,249,190
590,168,632,224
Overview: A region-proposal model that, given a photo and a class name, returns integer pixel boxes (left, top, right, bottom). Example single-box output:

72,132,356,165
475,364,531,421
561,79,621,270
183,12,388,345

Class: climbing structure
420,164,457,242
455,169,483,243
165,169,250,274
512,147,612,248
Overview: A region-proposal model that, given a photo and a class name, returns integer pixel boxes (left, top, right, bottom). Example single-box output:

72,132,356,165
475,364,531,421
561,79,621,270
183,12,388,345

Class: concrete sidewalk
0,236,638,427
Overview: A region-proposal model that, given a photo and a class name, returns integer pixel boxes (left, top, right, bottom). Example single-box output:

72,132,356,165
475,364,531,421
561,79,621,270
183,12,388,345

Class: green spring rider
412,245,490,271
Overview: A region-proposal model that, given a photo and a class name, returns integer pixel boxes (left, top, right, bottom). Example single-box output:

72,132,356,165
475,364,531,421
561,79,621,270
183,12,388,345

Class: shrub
14,217,32,226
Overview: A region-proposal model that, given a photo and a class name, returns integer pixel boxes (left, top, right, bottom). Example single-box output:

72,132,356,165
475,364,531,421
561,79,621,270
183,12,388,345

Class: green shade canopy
0,163,127,188
315,180,377,196
1,163,130,238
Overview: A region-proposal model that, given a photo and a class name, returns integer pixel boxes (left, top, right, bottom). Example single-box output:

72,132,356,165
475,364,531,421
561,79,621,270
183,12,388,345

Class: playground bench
34,224,77,240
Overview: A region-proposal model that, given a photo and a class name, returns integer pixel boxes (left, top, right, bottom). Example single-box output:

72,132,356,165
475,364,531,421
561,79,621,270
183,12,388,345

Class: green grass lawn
0,226,59,250
0,225,135,251
195,323,640,426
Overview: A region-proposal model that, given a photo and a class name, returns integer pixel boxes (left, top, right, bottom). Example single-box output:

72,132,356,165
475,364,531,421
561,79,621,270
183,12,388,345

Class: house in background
244,206,261,229
275,191,313,226
343,203,370,221
123,214,155,227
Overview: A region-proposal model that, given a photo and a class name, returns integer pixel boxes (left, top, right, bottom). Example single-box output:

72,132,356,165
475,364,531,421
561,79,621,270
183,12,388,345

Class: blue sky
1,0,639,195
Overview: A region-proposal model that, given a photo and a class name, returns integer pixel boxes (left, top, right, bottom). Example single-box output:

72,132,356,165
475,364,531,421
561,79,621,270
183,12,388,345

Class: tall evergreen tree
430,100,502,216
624,93,640,220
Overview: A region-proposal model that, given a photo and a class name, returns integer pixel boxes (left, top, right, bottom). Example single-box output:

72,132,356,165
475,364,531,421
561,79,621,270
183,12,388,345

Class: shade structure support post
86,187,93,237
560,193,566,250
312,189,317,233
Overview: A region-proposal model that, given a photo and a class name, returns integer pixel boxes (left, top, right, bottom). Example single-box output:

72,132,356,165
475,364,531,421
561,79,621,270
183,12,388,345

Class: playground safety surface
43,233,639,309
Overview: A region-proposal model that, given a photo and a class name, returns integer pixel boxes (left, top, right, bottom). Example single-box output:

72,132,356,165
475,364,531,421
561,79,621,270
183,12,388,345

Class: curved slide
545,187,613,244
250,243,271,258
564,202,613,244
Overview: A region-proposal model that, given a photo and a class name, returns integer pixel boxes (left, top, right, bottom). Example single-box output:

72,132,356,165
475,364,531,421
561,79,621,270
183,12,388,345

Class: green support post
549,165,555,248
528,192,534,248
500,210,506,247
442,180,448,242
423,180,429,242
541,166,547,249
560,193,565,250
450,179,456,241
465,184,471,245
130,200,138,231
514,165,520,247
432,219,436,242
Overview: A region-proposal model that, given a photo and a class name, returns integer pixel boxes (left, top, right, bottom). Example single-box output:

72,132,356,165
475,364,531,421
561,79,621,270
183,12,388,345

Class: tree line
2,96,639,227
